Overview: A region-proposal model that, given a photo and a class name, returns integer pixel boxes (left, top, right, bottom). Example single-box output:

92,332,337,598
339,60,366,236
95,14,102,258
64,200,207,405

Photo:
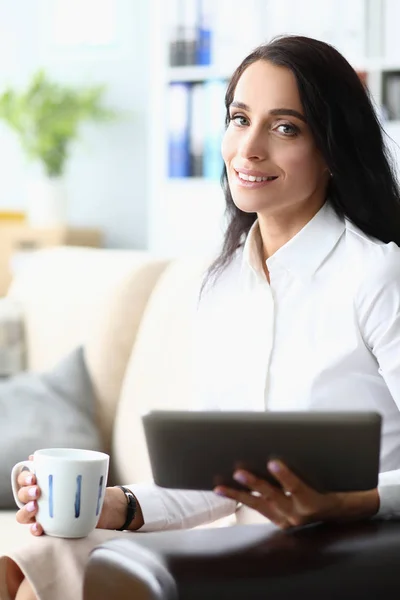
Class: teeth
238,172,276,182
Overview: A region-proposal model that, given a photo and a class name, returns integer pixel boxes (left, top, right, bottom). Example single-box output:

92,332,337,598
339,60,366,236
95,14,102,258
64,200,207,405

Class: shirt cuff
376,470,400,519
125,483,169,532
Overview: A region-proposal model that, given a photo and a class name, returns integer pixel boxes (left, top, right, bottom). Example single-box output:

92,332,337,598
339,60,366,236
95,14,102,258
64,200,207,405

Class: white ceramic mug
11,448,109,538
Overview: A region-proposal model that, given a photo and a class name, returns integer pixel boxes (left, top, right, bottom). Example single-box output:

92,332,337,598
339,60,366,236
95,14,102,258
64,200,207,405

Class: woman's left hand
214,460,380,529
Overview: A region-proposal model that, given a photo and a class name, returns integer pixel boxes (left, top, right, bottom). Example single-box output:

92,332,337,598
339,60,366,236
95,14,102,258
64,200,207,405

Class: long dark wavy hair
205,35,400,285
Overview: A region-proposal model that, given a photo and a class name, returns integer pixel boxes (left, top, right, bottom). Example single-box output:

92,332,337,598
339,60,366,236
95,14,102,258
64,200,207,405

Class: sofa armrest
84,520,400,600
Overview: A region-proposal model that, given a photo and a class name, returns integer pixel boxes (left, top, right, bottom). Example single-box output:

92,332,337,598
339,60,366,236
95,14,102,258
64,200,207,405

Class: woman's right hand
15,464,43,536
14,457,143,535
14,473,122,536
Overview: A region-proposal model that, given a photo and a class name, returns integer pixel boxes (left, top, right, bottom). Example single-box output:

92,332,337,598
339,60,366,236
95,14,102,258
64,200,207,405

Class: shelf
164,62,400,85
357,60,400,72
166,62,400,83
166,65,232,83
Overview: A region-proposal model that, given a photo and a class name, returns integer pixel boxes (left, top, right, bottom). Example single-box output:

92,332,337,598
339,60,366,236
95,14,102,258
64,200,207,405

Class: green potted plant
0,70,116,225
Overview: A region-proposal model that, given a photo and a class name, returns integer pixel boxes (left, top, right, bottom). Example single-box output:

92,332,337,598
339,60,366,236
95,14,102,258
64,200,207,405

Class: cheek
280,144,324,179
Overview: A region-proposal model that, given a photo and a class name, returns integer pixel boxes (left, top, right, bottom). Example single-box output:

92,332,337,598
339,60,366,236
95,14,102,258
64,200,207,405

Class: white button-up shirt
130,201,400,531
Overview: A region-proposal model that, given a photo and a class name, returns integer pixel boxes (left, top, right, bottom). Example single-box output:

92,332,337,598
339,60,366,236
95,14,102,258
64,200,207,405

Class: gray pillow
0,346,103,508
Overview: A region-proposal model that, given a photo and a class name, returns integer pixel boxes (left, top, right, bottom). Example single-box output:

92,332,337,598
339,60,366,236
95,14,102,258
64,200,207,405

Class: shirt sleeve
356,247,400,409
124,483,237,532
377,470,400,519
356,247,400,517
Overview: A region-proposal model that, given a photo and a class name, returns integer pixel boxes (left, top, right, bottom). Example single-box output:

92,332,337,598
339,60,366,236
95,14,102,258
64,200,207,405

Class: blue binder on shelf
196,0,212,65
203,79,227,180
167,83,191,178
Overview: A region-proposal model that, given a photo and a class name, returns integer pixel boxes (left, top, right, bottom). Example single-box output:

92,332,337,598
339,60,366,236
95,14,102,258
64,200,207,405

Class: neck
258,197,325,263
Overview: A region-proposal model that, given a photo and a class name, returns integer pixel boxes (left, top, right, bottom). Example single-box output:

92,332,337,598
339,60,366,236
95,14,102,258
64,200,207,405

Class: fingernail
25,475,34,485
26,501,36,512
268,461,280,473
213,488,226,497
31,523,38,533
233,471,247,484
28,487,37,498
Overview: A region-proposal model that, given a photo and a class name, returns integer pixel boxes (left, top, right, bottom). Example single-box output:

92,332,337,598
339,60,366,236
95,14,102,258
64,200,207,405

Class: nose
238,128,268,161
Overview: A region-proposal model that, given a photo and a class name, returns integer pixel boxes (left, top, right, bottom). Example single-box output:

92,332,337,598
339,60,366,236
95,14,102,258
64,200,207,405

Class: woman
3,34,400,599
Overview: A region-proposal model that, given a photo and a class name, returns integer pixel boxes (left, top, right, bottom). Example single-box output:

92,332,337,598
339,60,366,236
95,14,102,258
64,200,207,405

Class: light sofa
0,245,219,555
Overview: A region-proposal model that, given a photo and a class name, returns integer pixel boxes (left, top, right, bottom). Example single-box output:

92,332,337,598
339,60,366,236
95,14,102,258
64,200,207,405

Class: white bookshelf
147,0,400,257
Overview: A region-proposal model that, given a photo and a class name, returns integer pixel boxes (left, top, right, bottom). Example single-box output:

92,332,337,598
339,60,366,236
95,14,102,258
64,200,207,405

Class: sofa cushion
0,346,102,508
0,298,25,376
84,258,170,457
111,257,211,485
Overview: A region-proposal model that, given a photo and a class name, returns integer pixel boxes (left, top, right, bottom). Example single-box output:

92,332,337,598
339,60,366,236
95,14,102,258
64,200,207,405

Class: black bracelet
116,486,137,531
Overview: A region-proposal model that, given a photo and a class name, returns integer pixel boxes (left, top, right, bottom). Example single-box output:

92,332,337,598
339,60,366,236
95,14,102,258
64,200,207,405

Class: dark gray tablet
142,410,382,493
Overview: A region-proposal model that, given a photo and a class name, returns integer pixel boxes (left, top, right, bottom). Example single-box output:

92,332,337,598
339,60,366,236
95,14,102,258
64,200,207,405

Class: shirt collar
242,202,346,282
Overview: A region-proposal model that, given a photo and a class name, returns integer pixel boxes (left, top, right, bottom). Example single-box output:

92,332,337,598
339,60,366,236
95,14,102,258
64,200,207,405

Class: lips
239,173,278,182
233,168,279,187
234,168,278,183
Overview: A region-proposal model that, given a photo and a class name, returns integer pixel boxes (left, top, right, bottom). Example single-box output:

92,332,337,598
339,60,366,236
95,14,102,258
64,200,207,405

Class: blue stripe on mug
75,475,82,518
96,476,104,516
48,474,54,518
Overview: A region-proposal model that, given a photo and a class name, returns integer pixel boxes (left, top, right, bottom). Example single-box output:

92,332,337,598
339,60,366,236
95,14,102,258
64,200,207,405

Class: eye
274,123,299,136
229,113,249,127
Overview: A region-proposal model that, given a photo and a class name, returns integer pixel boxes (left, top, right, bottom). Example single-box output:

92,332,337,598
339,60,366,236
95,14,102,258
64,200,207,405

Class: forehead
233,60,303,113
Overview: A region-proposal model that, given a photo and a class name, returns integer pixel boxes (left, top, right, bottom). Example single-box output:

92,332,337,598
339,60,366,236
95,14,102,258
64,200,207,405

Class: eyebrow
230,101,306,123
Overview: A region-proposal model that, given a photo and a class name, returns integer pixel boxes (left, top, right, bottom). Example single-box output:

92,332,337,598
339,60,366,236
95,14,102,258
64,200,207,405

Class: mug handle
11,460,35,509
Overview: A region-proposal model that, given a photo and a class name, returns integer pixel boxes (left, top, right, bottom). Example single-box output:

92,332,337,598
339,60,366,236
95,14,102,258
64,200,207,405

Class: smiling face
221,60,330,219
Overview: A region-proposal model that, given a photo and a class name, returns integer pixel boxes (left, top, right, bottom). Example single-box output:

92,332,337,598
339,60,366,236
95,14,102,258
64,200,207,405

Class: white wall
0,0,151,248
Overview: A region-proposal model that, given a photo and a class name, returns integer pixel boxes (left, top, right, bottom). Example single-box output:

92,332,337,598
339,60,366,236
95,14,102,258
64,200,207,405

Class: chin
232,196,270,214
